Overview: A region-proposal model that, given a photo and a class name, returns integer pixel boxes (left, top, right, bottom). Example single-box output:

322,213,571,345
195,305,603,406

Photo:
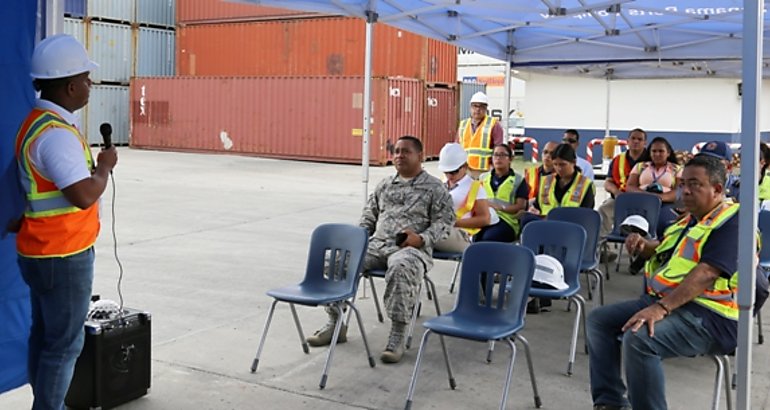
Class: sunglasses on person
563,138,578,144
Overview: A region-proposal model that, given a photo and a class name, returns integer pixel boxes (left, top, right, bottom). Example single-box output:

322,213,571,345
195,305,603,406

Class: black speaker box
65,307,151,410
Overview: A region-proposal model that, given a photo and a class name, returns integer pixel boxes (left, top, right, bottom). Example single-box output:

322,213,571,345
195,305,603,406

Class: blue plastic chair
363,250,460,350
548,207,605,305
404,243,541,410
602,192,662,275
250,224,373,389
521,220,587,376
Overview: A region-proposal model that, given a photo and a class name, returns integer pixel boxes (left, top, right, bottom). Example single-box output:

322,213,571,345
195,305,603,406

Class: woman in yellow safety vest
477,144,530,242
434,143,494,253
531,143,595,218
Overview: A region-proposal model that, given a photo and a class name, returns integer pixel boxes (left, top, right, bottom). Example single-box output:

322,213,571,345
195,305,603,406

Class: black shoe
593,405,630,410
628,256,645,275
526,298,540,314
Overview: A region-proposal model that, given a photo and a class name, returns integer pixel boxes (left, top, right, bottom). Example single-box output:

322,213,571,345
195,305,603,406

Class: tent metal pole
362,11,376,203
604,78,611,138
737,1,763,409
502,30,513,143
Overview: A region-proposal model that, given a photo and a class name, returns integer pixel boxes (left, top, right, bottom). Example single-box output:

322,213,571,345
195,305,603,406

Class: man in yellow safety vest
587,155,742,410
457,92,504,177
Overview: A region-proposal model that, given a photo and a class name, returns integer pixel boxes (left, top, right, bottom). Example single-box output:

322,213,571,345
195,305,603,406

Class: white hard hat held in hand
438,143,468,172
30,34,99,80
470,91,489,105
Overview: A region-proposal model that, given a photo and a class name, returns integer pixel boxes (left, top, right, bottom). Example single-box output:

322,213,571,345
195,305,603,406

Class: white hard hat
620,215,649,237
30,34,98,80
532,254,568,290
470,91,489,105
438,143,468,172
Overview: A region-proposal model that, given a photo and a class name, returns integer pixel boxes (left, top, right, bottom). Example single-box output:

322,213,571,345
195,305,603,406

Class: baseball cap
697,141,730,161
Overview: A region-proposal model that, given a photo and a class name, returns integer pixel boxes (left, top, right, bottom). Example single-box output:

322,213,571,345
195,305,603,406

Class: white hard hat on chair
470,92,489,105
532,254,568,290
30,34,98,80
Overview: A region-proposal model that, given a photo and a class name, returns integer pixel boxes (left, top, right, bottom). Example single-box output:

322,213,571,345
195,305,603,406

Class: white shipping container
63,18,85,44
88,21,133,83
136,0,175,28
137,27,175,76
88,0,135,23
85,84,130,145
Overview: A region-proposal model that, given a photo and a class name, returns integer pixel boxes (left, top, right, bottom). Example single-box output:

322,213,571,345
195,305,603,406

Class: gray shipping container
136,0,175,28
84,85,130,145
89,21,133,83
63,18,85,44
458,81,487,120
88,0,135,23
136,27,175,76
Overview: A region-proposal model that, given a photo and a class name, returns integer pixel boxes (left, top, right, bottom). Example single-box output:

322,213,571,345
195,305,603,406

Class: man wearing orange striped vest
9,34,117,410
523,140,558,202
456,92,504,177
598,128,647,261
587,155,741,410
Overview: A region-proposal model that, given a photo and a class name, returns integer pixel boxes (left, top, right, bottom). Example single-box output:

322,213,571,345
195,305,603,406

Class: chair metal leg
319,304,346,389
515,334,542,408
500,338,518,410
591,268,605,306
615,243,624,273
251,299,279,373
711,355,725,410
583,270,594,301
405,330,433,410
345,300,376,368
405,282,424,350
758,310,764,344
289,303,309,354
722,355,733,410
448,261,462,294
368,275,384,323
601,242,610,280
566,295,585,376
487,341,495,363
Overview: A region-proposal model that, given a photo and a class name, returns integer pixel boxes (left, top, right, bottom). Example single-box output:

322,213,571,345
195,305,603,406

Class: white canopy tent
240,1,764,408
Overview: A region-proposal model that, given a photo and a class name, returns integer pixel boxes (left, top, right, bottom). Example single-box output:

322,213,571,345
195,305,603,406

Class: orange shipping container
176,17,456,84
423,87,458,159
177,0,320,24
130,76,424,165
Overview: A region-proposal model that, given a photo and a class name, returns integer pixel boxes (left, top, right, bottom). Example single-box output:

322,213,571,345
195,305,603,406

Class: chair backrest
520,220,586,289
454,243,536,328
548,207,601,269
759,211,770,264
300,224,369,294
611,192,663,238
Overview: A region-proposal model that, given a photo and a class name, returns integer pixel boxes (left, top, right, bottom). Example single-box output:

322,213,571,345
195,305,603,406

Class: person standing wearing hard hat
9,34,117,410
457,92,505,177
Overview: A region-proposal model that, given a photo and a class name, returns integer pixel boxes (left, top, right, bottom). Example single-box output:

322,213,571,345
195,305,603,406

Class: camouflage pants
326,245,427,324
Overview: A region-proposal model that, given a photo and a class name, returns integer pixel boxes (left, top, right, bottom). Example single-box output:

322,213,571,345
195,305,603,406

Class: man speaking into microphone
10,34,117,410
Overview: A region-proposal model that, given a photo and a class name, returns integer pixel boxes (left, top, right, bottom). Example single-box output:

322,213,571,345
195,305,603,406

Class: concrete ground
2,148,769,410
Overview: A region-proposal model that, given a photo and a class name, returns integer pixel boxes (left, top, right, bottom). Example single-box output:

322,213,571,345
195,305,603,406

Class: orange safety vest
458,116,496,172
524,166,547,200
15,108,99,258
610,153,632,192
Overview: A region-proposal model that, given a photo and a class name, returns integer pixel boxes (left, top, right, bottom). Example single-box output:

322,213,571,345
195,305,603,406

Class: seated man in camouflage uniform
307,135,455,364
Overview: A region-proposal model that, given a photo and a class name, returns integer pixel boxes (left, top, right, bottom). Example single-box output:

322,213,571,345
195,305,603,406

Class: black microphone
99,122,113,149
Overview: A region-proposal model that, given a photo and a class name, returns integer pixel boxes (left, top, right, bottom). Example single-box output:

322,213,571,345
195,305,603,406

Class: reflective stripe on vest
15,108,99,258
611,153,631,192
459,116,495,171
644,203,740,319
538,173,591,216
481,171,523,233
759,171,770,201
456,180,482,235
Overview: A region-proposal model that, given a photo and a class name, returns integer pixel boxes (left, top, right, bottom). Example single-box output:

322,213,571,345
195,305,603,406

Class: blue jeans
587,294,720,410
19,248,94,410
474,220,518,243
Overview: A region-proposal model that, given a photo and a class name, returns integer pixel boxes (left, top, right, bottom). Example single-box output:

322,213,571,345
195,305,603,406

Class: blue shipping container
137,27,175,76
136,0,175,28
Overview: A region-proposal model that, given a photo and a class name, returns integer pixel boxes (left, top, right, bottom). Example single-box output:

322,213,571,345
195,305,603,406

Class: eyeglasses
562,138,578,144
492,153,510,158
